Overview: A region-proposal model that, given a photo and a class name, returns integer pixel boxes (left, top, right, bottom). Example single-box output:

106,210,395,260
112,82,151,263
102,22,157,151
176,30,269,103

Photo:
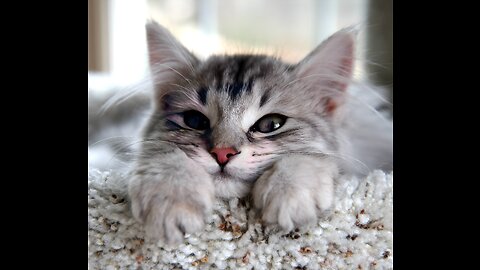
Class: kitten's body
88,22,392,245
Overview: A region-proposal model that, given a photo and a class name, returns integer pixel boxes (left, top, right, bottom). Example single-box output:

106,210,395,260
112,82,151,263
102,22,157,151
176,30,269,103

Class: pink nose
210,147,239,165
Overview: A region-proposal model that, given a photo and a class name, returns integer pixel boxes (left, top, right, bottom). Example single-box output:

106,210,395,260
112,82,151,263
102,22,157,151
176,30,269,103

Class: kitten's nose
210,147,239,165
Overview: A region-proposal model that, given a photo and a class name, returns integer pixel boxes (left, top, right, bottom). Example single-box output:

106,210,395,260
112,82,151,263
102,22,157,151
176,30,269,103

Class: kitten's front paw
143,197,210,245
252,158,336,232
129,176,214,245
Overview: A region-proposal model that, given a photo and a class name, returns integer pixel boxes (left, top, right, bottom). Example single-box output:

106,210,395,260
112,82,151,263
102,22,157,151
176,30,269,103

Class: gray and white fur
91,21,393,245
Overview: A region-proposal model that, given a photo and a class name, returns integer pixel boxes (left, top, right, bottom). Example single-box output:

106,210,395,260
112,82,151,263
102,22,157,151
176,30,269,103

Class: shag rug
88,168,393,270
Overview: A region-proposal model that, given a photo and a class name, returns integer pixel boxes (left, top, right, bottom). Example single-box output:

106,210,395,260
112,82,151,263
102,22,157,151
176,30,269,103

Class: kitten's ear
146,21,199,85
295,28,356,115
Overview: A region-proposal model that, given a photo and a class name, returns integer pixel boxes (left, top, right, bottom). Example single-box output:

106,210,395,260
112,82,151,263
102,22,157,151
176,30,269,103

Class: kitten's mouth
212,166,237,180
214,170,232,178
210,166,259,183
216,162,233,176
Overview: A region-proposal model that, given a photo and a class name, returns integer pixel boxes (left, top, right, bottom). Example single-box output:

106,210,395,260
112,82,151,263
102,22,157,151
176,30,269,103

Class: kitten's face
142,22,354,198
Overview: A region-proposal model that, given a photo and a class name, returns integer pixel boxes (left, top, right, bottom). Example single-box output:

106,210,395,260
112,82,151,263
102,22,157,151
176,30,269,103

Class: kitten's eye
183,110,210,130
251,114,287,133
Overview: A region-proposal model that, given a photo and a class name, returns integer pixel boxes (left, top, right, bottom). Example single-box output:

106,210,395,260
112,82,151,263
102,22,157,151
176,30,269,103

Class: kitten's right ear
293,27,357,116
146,21,199,85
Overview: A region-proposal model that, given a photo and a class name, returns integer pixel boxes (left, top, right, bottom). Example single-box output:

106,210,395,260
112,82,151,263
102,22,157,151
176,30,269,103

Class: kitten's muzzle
210,147,240,168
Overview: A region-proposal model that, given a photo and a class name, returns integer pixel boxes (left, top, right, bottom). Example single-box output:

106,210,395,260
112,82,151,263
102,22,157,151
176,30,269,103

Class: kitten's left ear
295,28,357,115
146,21,199,90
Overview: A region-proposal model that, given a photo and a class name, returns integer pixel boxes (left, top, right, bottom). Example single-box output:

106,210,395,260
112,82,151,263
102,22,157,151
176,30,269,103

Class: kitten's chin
212,173,253,198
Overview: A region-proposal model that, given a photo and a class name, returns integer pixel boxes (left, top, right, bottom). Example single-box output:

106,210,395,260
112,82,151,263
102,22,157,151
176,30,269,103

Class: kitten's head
142,21,355,198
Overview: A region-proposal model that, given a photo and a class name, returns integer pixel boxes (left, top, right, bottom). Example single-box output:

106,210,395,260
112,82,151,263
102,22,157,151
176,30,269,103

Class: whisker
89,136,137,148
251,149,369,173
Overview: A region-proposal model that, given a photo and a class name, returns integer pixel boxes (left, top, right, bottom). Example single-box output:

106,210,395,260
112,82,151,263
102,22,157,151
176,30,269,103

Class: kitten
126,21,392,245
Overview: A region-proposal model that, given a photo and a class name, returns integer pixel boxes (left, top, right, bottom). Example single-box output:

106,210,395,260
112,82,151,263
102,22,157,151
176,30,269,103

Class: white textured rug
88,169,393,270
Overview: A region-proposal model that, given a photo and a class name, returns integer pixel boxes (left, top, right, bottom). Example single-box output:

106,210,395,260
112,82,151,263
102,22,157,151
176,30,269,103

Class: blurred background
88,0,392,102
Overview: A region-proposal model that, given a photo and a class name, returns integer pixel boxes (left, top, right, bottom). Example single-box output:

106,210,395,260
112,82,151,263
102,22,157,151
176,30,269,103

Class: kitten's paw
252,158,336,232
143,198,210,245
129,176,214,245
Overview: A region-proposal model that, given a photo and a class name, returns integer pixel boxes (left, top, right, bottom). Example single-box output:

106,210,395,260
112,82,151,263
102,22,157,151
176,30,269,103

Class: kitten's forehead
197,55,288,103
